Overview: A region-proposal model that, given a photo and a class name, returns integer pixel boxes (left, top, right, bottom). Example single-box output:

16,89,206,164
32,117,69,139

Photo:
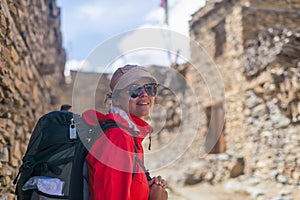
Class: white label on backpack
69,118,77,140
22,176,64,196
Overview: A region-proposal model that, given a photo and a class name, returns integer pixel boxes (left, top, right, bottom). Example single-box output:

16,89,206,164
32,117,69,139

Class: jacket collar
82,109,153,138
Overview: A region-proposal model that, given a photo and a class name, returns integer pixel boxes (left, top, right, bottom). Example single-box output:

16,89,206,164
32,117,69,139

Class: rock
184,172,204,185
276,174,289,184
204,171,215,182
245,177,261,186
0,147,9,162
279,188,292,196
271,197,293,200
230,157,245,178
252,104,267,117
246,187,266,198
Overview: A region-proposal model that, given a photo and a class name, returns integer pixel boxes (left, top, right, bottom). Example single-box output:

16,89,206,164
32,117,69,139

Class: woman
82,65,168,200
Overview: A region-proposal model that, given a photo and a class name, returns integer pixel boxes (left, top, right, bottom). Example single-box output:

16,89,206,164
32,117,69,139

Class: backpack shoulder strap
133,155,152,181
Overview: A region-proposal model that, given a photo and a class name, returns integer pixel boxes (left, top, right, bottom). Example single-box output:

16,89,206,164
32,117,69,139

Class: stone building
0,0,66,198
187,0,300,185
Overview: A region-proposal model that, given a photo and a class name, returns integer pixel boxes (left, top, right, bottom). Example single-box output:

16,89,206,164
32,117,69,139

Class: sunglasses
127,83,158,99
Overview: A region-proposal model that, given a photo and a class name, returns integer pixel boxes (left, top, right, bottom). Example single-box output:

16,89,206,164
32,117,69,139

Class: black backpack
14,109,150,200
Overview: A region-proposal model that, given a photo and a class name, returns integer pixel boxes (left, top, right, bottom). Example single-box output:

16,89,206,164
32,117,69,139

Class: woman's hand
148,176,168,200
149,176,166,189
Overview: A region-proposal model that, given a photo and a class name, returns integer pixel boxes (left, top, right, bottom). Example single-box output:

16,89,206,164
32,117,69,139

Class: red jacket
83,110,152,200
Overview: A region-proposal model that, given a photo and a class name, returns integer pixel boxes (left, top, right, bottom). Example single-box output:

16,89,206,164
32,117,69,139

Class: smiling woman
110,66,158,118
82,64,168,200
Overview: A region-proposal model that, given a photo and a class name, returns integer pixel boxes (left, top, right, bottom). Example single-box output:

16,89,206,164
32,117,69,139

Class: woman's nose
139,89,148,97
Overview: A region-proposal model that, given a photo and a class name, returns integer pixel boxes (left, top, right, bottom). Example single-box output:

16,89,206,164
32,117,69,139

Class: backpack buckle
69,118,77,140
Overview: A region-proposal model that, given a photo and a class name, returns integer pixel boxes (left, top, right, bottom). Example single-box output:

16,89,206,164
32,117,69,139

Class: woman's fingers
151,176,166,188
148,178,156,186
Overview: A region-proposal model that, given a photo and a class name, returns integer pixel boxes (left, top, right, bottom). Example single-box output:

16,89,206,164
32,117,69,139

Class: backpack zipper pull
69,118,77,139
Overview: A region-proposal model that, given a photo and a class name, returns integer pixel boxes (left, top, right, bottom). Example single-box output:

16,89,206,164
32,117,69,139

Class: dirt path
168,183,252,200
150,167,300,200
150,167,253,200
164,177,300,200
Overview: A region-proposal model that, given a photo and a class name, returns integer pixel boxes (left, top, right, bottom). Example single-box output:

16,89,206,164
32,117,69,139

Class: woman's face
114,78,156,118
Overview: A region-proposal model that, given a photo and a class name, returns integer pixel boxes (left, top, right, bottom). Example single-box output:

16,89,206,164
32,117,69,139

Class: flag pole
160,0,169,25
160,0,172,65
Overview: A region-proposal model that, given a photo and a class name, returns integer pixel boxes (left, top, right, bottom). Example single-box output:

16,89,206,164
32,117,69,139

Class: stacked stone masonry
0,0,65,198
186,0,300,187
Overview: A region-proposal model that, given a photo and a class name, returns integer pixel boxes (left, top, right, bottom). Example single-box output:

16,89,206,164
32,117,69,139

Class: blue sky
56,0,205,73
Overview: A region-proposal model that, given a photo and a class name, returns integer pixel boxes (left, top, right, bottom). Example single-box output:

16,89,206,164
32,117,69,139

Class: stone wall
246,0,300,9
241,4,300,44
186,0,300,187
0,0,65,198
243,27,300,185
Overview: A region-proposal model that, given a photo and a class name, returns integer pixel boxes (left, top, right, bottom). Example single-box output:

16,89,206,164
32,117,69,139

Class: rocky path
151,167,252,200
167,183,252,200
163,174,300,200
148,156,300,200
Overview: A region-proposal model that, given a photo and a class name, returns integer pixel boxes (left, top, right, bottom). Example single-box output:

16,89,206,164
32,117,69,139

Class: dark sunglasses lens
144,84,157,96
129,93,139,98
128,85,143,98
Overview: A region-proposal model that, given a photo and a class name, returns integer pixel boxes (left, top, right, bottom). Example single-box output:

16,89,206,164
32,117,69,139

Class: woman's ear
112,98,121,107
111,90,121,106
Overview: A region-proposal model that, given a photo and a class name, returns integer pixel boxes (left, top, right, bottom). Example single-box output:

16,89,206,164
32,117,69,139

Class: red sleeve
86,128,135,200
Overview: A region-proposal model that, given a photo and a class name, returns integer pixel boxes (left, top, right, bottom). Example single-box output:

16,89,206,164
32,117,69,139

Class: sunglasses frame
127,83,158,99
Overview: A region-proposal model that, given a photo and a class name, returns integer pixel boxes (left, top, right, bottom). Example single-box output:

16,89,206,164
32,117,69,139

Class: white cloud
113,26,191,67
64,59,83,76
112,49,171,68
112,0,205,68
64,59,106,76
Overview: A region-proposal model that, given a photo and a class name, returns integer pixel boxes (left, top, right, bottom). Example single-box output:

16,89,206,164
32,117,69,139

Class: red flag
160,0,168,24
160,0,167,8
